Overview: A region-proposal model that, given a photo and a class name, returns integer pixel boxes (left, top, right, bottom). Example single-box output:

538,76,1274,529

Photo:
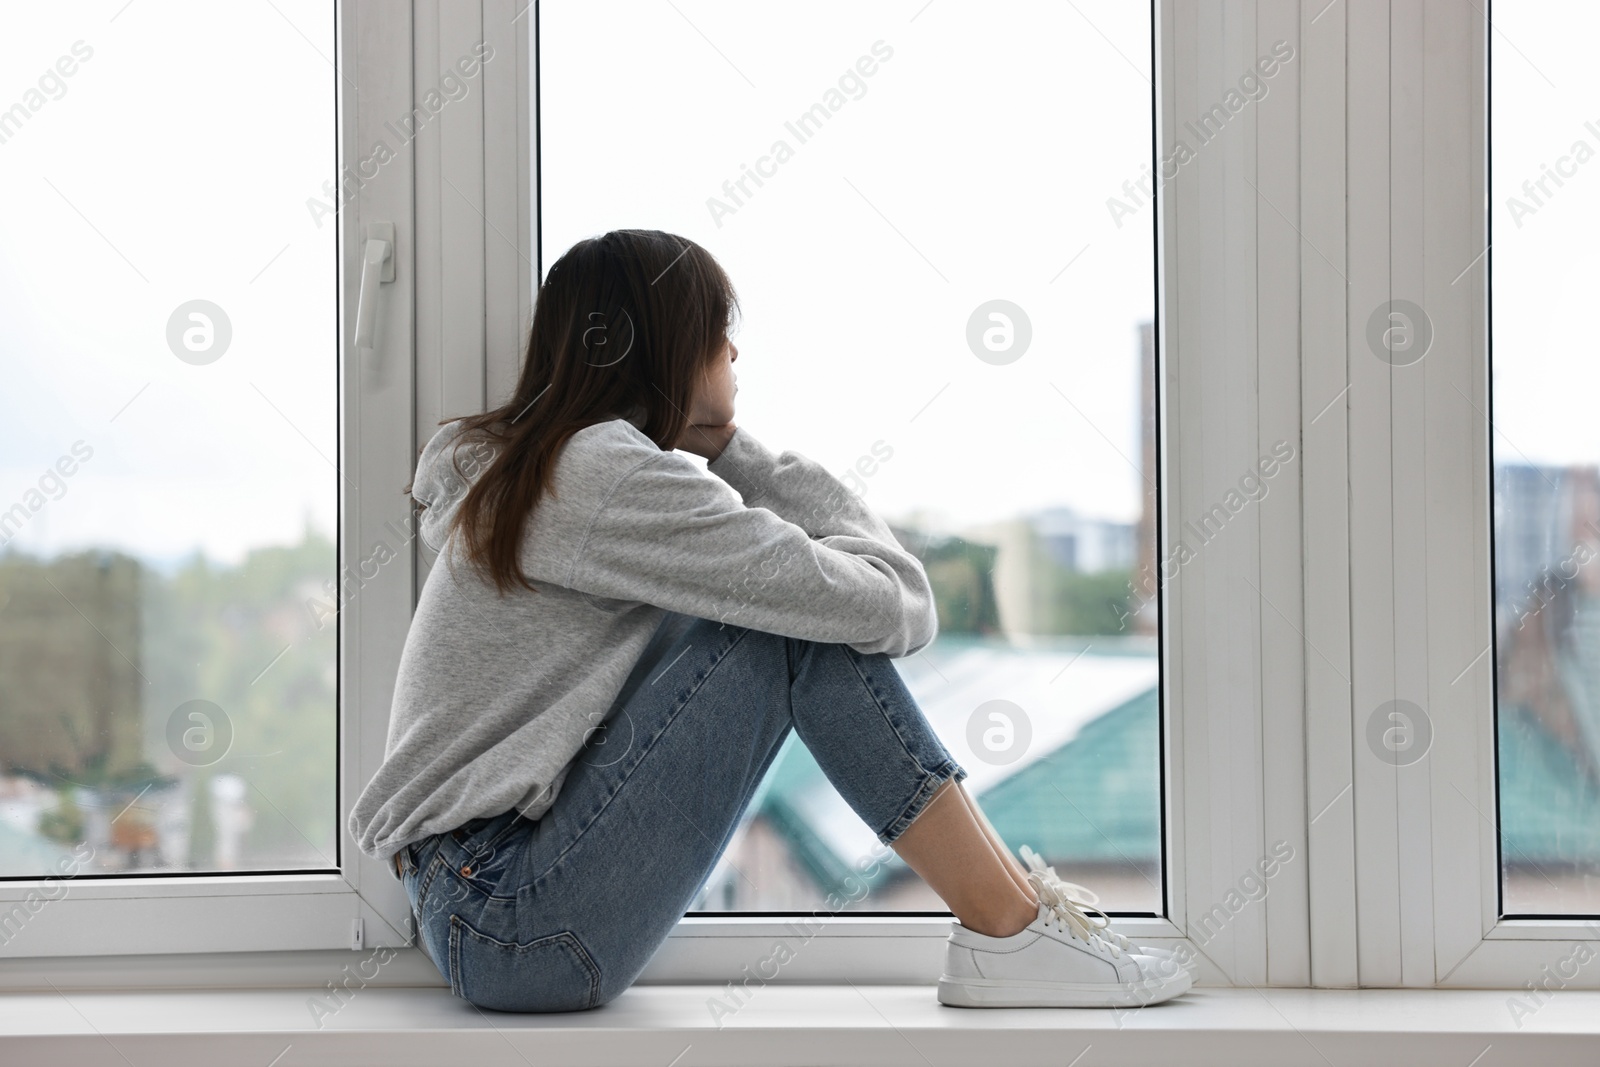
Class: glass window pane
540,1,1160,913
1491,1,1600,915
0,2,338,877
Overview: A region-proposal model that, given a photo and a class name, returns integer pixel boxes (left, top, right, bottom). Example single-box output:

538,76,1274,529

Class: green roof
975,685,1160,865
752,684,1600,903
750,684,1161,898
1498,700,1600,865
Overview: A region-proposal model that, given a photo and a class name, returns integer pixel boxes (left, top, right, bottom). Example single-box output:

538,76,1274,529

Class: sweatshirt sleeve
566,427,938,657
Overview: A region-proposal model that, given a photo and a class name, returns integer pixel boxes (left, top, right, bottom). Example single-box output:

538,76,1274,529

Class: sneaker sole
937,968,1193,1009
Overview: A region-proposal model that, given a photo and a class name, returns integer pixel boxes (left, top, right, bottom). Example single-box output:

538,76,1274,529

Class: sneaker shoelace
1019,843,1135,953
1025,868,1122,957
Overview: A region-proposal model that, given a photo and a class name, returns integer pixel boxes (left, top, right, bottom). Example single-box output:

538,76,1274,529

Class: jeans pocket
447,913,601,1013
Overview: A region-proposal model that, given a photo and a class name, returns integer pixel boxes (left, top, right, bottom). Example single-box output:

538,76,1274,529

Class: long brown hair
415,229,740,595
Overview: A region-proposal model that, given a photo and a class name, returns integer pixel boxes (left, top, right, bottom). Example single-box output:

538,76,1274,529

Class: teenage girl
349,229,1192,1012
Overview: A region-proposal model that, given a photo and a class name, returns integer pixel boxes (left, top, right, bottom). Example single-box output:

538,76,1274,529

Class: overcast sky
539,0,1156,536
0,0,335,570
0,1,1588,568
1489,2,1600,475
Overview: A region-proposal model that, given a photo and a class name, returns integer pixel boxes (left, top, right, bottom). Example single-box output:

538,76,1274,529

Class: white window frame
1355,0,1600,987
0,0,521,968
1277,0,1598,989
0,0,1293,988
9,0,1584,997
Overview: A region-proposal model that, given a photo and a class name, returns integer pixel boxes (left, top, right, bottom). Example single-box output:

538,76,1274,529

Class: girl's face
688,336,738,426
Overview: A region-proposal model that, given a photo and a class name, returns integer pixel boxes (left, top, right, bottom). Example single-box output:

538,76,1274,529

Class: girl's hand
676,421,737,462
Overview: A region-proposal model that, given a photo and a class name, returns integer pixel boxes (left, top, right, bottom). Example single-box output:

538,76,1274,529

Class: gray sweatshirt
348,411,938,864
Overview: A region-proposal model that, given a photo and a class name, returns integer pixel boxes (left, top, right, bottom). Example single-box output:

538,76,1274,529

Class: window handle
355,221,395,364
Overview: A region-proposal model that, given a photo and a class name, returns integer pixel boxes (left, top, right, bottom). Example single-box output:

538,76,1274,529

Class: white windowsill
4,984,1597,1065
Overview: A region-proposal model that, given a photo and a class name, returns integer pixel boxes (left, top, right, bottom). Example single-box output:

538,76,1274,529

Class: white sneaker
938,869,1194,1008
1017,844,1194,974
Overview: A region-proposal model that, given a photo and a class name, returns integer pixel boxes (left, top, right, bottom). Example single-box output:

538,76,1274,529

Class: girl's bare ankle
961,892,1038,938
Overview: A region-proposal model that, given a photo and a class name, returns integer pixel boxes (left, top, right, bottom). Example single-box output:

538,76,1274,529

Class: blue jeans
395,612,967,1012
